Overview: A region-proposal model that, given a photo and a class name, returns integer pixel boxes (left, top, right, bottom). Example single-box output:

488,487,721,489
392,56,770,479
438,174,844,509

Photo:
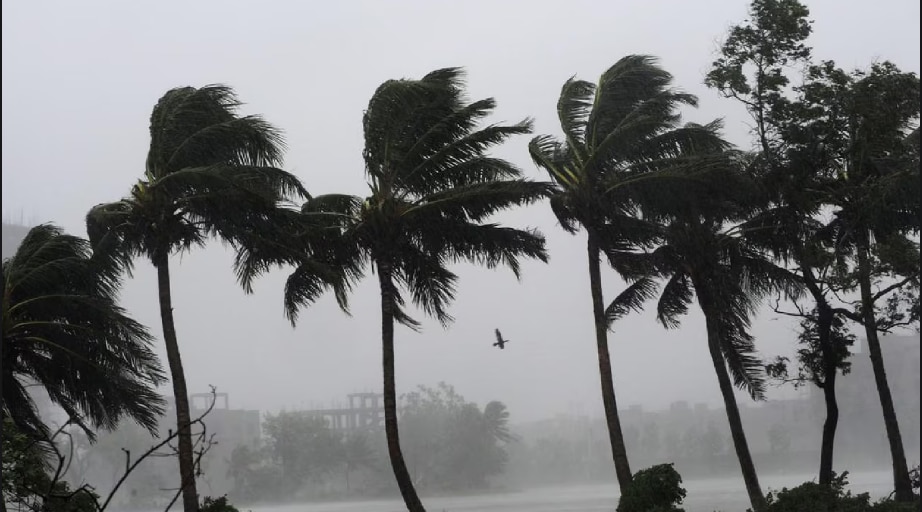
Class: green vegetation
616,464,687,512
1,224,165,455
1,0,918,510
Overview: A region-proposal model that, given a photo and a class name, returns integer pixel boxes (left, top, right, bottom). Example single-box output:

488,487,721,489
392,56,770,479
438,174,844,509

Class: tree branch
872,274,919,303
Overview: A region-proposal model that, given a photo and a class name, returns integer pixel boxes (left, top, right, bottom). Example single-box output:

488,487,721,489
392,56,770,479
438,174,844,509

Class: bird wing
495,329,502,343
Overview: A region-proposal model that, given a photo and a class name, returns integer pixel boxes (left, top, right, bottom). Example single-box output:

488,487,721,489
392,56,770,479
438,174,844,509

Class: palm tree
482,401,514,444
645,162,798,512
528,55,730,490
86,85,307,512
1,224,164,442
283,68,548,512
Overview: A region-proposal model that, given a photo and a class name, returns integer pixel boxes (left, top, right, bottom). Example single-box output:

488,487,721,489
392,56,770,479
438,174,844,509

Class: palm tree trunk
856,242,913,501
156,256,199,512
377,261,426,512
586,233,633,491
816,305,838,488
700,302,766,512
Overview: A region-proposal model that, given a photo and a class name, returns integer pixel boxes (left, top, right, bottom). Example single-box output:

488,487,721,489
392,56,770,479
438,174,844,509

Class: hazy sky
3,0,920,423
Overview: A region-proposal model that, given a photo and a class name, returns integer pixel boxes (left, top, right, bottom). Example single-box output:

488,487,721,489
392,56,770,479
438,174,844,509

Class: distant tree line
224,383,513,502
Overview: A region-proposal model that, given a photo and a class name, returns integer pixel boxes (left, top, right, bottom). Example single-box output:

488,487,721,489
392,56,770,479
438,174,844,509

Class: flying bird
493,329,510,349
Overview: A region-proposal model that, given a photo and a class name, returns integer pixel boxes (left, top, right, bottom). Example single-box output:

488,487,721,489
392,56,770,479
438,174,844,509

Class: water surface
250,470,894,512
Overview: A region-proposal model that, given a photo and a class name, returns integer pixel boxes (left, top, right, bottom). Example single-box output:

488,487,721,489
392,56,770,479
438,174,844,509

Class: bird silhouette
493,328,510,349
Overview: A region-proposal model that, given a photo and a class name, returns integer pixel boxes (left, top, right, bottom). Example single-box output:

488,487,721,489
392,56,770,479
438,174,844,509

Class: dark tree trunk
1,316,6,512
856,242,913,502
156,257,199,512
700,299,766,512
586,233,633,491
816,304,838,488
377,261,426,512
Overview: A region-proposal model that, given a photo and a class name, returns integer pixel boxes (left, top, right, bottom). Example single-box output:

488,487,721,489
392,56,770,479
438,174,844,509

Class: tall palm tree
86,85,307,512
1,224,164,442
528,55,730,490
283,68,548,512
645,162,799,512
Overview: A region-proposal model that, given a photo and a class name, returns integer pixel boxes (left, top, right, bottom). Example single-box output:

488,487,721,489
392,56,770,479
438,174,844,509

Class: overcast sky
3,0,920,423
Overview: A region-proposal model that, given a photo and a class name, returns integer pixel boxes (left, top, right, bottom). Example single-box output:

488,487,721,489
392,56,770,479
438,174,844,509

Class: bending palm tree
529,55,729,490
646,164,798,512
283,68,548,512
1,224,164,441
86,85,305,512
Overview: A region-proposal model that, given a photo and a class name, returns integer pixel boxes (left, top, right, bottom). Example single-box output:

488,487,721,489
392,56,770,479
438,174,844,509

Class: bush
617,463,687,512
762,471,921,512
201,495,240,512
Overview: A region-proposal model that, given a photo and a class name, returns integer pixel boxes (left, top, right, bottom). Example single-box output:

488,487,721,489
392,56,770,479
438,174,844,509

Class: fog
2,0,920,509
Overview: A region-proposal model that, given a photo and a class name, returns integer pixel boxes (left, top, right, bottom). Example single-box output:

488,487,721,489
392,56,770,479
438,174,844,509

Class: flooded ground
251,470,894,512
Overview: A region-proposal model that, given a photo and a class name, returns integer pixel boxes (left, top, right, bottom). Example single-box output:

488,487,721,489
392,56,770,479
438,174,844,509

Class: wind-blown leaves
86,84,321,512
605,277,660,327
284,67,548,328
2,225,165,441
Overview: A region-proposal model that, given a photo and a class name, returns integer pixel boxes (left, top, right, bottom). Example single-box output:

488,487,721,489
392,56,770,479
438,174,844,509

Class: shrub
201,495,240,512
617,463,687,512
762,471,921,512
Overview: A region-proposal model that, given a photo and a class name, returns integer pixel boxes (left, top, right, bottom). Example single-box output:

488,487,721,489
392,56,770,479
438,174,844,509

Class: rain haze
2,1,920,510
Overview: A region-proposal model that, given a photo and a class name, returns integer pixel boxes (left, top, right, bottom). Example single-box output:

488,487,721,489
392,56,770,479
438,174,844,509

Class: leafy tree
821,62,920,501
399,383,513,492
708,0,920,500
528,55,729,491
339,430,377,493
282,68,547,512
262,411,340,493
2,417,49,510
86,85,309,512
764,305,856,486
226,444,261,501
1,225,164,442
616,463,686,512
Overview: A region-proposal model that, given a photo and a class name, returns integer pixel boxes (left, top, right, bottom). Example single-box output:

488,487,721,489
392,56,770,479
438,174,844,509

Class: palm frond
408,180,552,223
605,277,660,327
587,55,696,150
412,221,547,279
3,224,165,441
656,272,693,328
715,314,767,400
147,85,286,177
395,249,457,326
556,77,595,162
400,121,533,195
528,135,579,188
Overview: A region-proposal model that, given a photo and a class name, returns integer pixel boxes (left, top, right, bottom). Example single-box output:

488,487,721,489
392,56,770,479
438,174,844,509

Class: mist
2,1,920,511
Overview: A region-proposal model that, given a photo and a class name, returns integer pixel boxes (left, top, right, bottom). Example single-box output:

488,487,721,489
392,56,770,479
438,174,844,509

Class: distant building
300,392,384,431
163,392,261,497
